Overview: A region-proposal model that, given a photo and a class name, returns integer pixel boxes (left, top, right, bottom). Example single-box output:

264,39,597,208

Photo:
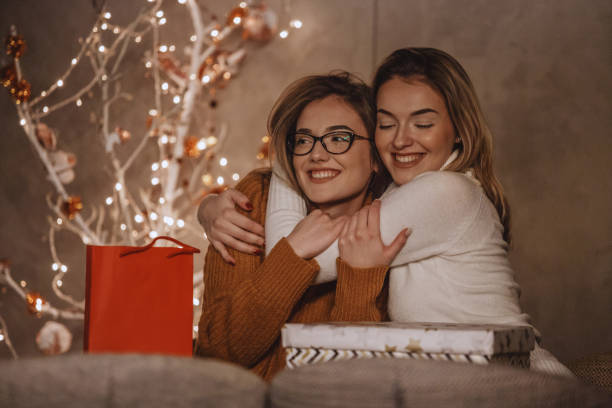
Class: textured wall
0,0,610,363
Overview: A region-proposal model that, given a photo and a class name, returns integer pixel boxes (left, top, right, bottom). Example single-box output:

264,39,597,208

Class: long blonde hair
373,48,512,242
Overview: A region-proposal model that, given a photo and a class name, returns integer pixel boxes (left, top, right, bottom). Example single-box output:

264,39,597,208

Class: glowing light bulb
161,160,169,168
190,35,197,42
210,29,219,37
290,19,303,29
43,106,49,113
41,91,47,97
240,2,247,8
104,12,112,19
206,136,217,146
161,82,169,91
98,45,106,52
145,60,152,68
219,157,228,166
149,231,159,239
57,79,64,87
60,265,68,273
134,214,144,223
149,109,158,116
120,223,127,231
159,17,167,25
159,44,168,52
113,27,120,34
177,219,185,228
217,176,224,185
160,135,169,144
189,73,196,80
149,212,158,221
19,118,26,126
173,95,181,104
201,75,210,84
197,139,207,150
57,280,63,287
159,197,165,204
233,17,242,25
101,74,108,81
178,0,187,4
135,35,142,43
279,30,289,39
168,44,175,52
76,98,83,107
232,173,240,181
152,162,160,171
193,298,200,306
156,10,164,18
202,174,213,185
20,280,27,287
105,196,113,205
151,177,160,185
193,325,199,333
57,218,63,225
115,182,123,191
101,23,108,30
163,216,174,226
71,58,78,65
52,263,59,271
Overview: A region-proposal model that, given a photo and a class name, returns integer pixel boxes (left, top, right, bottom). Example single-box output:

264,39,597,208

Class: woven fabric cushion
270,358,611,408
568,352,612,393
0,353,266,408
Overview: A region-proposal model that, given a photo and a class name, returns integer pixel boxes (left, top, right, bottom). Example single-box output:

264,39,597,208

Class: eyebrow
377,108,439,118
295,125,354,133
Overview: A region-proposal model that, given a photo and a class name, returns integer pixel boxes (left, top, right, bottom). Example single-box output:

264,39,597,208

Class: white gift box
282,322,535,369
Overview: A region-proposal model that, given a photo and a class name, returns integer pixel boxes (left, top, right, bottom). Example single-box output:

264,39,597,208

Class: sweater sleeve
197,171,320,367
330,258,389,322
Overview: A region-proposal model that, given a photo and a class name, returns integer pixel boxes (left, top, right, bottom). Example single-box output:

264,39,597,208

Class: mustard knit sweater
196,169,390,381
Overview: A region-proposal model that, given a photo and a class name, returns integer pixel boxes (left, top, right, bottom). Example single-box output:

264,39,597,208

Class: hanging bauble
10,79,31,104
242,5,278,42
226,6,248,26
60,196,83,220
48,150,76,184
6,34,26,58
35,123,57,150
1,64,17,88
26,291,45,316
184,135,200,158
36,321,73,355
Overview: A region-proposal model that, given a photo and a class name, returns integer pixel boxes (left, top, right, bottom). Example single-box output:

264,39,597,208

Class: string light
52,263,59,271
161,159,169,168
206,136,217,145
76,98,83,107
71,58,78,65
149,212,158,221
148,109,158,116
239,2,247,8
168,44,175,52
160,135,169,144
158,197,165,204
105,196,113,205
233,16,242,25
60,265,68,273
43,106,49,113
178,0,187,4
202,174,213,185
134,214,144,223
149,231,159,239
189,73,196,80
190,35,197,42
159,45,168,52
163,216,174,226
19,118,26,126
173,95,181,104
101,23,108,31
20,281,27,288
98,45,106,53
290,19,303,29
279,30,289,39
210,29,219,38
196,139,207,150
101,74,108,81
104,12,112,19
0,333,4,342
113,27,120,34
193,325,199,333
193,298,200,306
56,280,63,288
56,218,63,225
135,35,142,43
219,157,228,166
151,162,160,171
156,10,164,18
232,173,240,181
217,176,224,185
120,224,127,231
161,82,169,91
151,177,160,185
145,60,152,68
57,79,64,87
115,182,123,191
177,219,185,228
201,75,210,84
159,18,167,25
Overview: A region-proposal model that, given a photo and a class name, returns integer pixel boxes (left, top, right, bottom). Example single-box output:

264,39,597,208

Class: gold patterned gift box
281,322,535,369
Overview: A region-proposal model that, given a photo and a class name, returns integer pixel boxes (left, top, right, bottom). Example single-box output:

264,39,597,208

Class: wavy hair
373,48,512,242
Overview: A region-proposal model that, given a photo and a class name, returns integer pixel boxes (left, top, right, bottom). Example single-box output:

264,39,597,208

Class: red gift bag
84,236,199,356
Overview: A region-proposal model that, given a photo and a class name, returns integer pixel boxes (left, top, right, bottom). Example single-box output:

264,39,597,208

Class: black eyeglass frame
287,131,372,156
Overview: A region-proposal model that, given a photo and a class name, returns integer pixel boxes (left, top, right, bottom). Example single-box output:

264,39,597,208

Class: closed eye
415,124,433,129
378,124,396,130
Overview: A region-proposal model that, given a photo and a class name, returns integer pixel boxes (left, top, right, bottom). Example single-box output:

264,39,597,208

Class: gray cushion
270,358,612,408
0,353,267,408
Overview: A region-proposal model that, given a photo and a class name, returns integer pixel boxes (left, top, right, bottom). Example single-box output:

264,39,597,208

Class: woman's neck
309,187,369,218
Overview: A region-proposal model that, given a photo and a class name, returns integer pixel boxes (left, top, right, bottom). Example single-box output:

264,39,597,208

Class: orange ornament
61,196,83,220
26,291,45,316
184,136,200,158
1,64,17,88
226,6,248,26
10,79,31,104
6,34,26,58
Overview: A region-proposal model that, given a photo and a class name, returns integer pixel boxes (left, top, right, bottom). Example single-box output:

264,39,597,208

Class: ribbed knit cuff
332,258,388,321
252,238,319,312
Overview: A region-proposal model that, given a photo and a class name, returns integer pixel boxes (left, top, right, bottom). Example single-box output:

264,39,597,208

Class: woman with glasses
198,48,573,376
195,72,409,381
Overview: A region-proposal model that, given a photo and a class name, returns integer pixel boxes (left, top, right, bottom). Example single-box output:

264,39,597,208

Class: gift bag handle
120,236,201,258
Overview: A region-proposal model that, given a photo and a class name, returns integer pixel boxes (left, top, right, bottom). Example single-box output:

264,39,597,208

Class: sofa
1,353,610,407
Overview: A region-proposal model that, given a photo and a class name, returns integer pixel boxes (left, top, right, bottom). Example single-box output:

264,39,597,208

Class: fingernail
245,202,253,211
254,248,263,255
228,259,236,266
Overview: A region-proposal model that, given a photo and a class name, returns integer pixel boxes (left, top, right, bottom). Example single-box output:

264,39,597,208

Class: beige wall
0,0,610,362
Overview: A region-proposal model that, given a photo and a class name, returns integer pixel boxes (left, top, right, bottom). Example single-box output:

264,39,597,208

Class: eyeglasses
287,131,371,156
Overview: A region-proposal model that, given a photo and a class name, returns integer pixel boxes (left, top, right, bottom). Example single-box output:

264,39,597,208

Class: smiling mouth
392,153,424,167
308,169,340,181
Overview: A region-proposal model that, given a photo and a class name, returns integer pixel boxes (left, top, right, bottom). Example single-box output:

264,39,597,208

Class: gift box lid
281,322,535,355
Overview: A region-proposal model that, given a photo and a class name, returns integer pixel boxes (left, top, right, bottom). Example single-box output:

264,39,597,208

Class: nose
309,138,330,161
392,124,414,150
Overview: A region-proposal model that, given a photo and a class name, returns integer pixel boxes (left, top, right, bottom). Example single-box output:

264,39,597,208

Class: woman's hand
338,200,411,268
287,210,348,259
197,189,265,264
